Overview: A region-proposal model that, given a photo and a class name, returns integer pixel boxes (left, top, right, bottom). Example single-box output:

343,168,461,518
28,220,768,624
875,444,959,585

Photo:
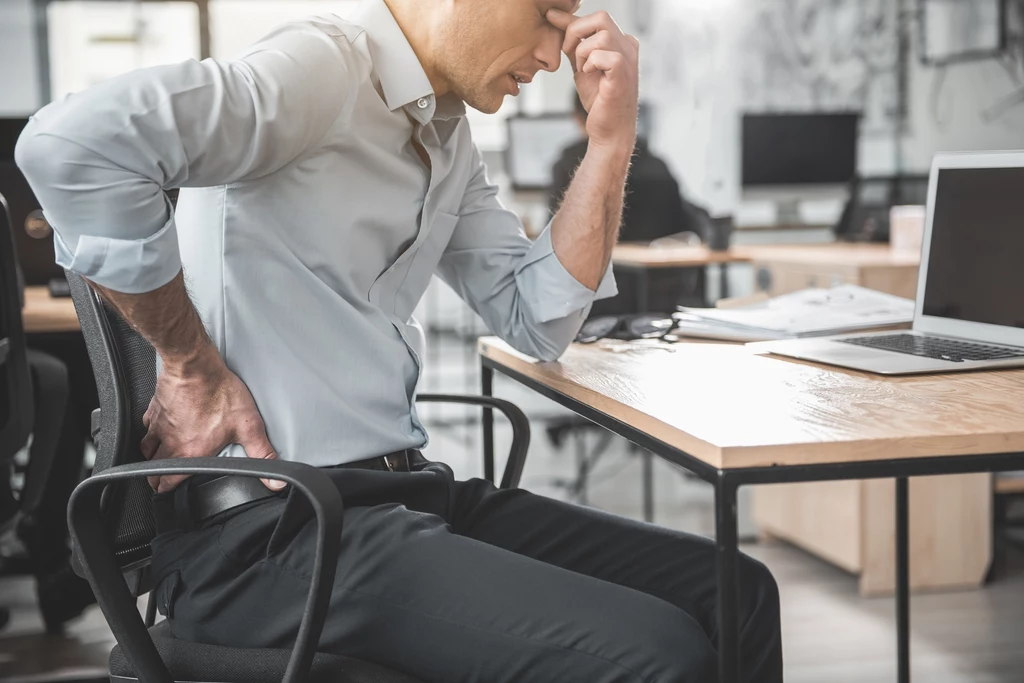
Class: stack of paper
673,285,915,342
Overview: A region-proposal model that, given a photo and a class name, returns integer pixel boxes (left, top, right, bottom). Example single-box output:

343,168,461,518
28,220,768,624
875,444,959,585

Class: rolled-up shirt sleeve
14,18,354,293
437,146,616,362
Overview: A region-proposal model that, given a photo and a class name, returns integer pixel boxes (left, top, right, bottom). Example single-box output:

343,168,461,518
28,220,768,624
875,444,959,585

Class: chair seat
109,622,426,683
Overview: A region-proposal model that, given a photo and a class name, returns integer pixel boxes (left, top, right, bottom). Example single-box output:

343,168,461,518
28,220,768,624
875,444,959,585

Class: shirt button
416,98,430,109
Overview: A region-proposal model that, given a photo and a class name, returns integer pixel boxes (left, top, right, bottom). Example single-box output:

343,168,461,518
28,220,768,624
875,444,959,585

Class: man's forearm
550,143,632,291
90,271,216,372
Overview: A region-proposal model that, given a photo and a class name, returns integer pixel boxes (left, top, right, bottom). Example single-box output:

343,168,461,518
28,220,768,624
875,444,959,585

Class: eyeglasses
575,314,678,344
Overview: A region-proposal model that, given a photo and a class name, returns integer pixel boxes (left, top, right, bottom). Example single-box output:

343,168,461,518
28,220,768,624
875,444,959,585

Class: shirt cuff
514,222,618,324
53,211,182,294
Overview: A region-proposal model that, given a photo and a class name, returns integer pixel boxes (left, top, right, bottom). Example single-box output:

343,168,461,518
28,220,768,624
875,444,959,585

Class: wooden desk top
743,243,921,268
612,244,753,269
23,286,81,334
612,243,920,270
479,337,1024,470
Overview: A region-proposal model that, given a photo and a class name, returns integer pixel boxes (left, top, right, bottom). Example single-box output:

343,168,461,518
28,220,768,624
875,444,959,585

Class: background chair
0,193,33,631
0,195,34,512
64,270,531,683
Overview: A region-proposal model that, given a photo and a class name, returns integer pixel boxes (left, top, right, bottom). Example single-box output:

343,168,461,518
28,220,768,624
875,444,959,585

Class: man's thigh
160,490,715,683
451,478,760,643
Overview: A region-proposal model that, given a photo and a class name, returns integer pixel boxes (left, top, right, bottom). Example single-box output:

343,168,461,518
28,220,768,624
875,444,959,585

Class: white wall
644,0,1024,214
903,40,1024,169
0,0,42,115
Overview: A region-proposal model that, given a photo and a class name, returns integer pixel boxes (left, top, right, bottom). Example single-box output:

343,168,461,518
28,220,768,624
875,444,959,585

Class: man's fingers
240,427,285,491
140,431,159,460
546,7,573,31
561,11,623,60
576,31,615,73
149,442,187,493
156,475,189,494
581,49,627,76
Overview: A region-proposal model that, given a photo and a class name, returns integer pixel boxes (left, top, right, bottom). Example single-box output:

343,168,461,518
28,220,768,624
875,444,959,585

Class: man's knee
617,605,717,683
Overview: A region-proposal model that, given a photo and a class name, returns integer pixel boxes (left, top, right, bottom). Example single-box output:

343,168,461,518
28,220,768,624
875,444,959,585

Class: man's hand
547,9,640,152
139,346,283,493
90,273,283,494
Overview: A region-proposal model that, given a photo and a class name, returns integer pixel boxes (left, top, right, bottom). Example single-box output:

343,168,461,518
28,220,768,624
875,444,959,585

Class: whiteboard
506,116,584,191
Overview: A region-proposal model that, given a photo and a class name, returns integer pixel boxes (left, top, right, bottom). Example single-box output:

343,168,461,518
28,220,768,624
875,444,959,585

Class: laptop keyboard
838,333,1024,363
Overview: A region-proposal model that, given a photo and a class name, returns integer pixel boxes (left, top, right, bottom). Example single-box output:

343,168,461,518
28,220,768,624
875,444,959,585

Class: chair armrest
67,458,341,683
416,394,530,489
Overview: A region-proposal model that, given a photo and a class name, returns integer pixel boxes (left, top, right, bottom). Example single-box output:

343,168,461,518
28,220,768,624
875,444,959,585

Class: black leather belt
182,450,416,526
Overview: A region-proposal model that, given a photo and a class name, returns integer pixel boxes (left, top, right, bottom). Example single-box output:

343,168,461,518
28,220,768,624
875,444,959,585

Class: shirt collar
352,0,465,122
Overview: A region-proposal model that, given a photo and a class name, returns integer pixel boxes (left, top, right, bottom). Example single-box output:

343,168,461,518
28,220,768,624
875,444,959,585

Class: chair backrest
0,192,32,464
67,270,158,577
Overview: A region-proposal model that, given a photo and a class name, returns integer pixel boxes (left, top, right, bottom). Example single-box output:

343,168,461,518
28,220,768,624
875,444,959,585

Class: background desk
479,337,1024,683
611,244,753,308
23,286,81,333
748,243,921,299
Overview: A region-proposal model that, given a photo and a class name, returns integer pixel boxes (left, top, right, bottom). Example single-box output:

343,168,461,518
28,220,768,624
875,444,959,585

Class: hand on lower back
139,345,282,493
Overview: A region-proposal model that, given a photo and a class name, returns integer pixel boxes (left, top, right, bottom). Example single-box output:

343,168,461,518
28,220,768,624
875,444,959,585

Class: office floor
3,330,1024,683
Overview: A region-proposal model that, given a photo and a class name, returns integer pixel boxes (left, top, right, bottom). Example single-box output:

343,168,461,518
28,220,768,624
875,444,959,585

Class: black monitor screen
741,113,859,187
0,119,29,161
922,167,1024,328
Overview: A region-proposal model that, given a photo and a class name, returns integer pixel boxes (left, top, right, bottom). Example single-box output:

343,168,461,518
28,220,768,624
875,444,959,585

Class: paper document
675,285,915,341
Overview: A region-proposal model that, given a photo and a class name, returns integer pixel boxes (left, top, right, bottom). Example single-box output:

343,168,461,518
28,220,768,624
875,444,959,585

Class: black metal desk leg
716,474,741,683
896,477,910,683
720,263,731,300
481,362,495,484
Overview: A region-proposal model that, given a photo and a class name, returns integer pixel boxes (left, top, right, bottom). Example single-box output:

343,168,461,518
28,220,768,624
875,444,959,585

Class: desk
479,337,1024,683
738,245,982,594
23,286,80,333
611,244,753,309
747,243,920,299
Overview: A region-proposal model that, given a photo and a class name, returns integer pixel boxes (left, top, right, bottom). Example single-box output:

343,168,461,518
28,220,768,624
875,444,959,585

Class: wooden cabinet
750,244,920,300
747,244,992,595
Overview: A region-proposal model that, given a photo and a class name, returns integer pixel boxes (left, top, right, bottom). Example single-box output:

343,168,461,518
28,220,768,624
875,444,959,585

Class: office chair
835,175,930,243
0,194,33,629
0,194,33,481
64,270,531,683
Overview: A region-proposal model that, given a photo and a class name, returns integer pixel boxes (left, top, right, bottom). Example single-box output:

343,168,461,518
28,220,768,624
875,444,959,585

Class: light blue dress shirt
16,0,616,466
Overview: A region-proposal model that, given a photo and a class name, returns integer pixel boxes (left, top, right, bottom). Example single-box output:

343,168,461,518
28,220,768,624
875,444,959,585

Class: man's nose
535,29,563,73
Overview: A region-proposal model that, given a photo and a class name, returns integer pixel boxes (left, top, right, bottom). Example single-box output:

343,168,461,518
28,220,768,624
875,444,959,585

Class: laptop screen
922,167,1024,329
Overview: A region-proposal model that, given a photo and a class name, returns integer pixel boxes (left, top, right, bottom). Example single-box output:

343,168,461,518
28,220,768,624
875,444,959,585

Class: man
16,0,781,680
549,93,694,245
549,93,707,315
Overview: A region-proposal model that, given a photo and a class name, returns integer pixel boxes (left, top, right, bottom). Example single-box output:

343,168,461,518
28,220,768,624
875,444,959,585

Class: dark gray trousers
151,463,782,683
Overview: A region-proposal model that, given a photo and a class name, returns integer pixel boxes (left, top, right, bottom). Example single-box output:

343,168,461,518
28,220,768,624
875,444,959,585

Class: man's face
439,0,580,114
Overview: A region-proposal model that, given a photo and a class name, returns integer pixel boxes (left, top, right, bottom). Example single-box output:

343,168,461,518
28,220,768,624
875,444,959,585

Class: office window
47,1,200,100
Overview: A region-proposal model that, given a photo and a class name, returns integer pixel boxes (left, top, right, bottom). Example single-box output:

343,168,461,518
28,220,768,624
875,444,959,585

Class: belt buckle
384,453,397,472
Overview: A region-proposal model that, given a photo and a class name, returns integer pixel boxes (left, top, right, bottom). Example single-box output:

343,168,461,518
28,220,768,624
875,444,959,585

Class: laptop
753,151,1024,375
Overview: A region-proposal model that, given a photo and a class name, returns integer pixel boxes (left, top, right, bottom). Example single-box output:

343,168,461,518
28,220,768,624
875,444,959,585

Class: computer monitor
0,117,66,287
741,112,860,221
505,114,583,192
0,118,28,161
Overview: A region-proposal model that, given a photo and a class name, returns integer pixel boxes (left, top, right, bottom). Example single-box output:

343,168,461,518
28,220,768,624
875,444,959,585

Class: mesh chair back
67,271,157,573
0,193,32,464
